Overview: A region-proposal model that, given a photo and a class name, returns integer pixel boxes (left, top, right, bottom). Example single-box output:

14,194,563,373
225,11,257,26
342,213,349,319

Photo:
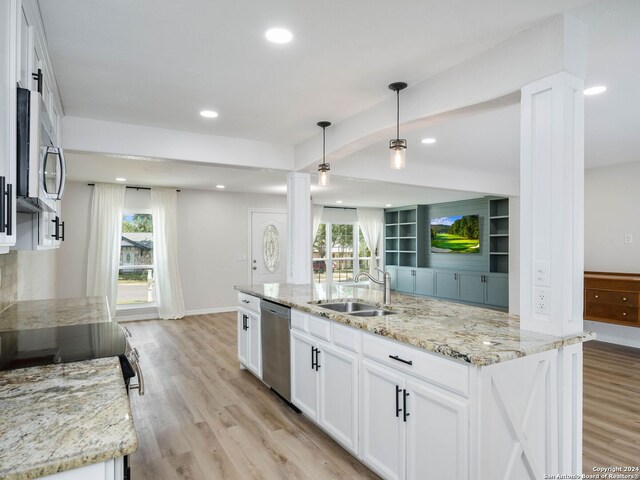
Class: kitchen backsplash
0,251,18,313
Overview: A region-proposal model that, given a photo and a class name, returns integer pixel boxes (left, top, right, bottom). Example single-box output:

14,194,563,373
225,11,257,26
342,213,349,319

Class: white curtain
312,205,324,241
357,208,384,277
151,188,185,319
86,183,126,318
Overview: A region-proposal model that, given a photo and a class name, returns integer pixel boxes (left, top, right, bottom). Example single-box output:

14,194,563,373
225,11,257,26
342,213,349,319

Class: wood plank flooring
583,340,640,472
125,313,379,480
125,313,640,479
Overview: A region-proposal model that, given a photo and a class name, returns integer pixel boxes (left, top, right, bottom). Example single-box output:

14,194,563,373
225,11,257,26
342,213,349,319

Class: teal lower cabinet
484,273,509,307
414,269,434,296
434,271,459,300
458,273,485,304
397,267,415,294
386,266,398,290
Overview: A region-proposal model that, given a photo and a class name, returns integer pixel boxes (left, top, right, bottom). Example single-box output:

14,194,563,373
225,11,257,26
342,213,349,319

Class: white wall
56,181,286,315
584,160,640,347
585,161,640,273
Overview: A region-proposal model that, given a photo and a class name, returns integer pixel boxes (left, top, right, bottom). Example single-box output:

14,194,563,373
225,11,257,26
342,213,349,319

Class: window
117,213,156,306
312,222,380,284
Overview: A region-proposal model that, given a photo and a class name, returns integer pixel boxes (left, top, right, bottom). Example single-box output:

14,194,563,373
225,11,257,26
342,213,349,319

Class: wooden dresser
584,271,640,327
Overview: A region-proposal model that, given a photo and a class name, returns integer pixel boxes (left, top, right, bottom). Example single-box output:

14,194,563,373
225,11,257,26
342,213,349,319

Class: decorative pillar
520,72,585,475
287,172,312,284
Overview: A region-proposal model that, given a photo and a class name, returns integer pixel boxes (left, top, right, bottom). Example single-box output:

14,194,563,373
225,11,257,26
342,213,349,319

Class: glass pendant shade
318,165,330,186
389,139,407,170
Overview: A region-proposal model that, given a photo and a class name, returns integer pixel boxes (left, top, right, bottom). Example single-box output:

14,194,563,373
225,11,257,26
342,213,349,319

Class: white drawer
331,323,361,353
291,310,308,332
238,293,260,313
308,315,331,341
362,332,470,397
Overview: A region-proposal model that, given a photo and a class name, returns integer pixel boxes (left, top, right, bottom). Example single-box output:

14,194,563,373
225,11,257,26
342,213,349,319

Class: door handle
242,314,248,330
52,216,60,240
0,176,5,234
311,346,317,370
315,348,321,371
32,69,43,94
454,273,458,280
395,385,402,417
60,221,65,241
403,389,410,422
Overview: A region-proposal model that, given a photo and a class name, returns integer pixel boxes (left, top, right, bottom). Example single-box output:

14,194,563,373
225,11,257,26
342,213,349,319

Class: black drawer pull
395,385,402,417
403,389,410,422
389,355,413,365
311,346,316,370
315,349,321,371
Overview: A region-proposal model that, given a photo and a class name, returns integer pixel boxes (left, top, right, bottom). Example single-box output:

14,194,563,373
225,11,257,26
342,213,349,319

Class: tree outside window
117,213,156,305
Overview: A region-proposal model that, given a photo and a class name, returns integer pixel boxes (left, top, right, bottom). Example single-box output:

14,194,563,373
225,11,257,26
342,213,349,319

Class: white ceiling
39,0,592,145
65,152,483,208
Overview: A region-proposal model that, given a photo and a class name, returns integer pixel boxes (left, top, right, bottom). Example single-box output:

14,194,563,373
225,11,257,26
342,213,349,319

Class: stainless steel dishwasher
260,300,292,403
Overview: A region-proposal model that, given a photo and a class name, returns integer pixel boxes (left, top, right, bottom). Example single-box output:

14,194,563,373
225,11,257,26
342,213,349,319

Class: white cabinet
237,307,261,378
361,359,406,480
291,330,319,419
291,327,359,454
405,380,468,480
318,341,359,453
361,359,469,480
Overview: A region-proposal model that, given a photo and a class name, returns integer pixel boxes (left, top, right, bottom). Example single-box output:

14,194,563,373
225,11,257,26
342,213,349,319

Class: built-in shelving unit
384,206,423,268
489,198,509,273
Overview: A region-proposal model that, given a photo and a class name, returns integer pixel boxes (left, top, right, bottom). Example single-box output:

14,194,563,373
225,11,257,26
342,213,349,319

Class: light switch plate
624,234,633,244
534,261,550,286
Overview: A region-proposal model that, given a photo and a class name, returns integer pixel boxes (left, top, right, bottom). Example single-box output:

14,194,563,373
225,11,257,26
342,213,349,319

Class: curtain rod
87,183,180,192
323,206,356,211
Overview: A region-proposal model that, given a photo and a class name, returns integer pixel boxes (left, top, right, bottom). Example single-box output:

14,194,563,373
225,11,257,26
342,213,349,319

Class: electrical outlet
534,287,550,315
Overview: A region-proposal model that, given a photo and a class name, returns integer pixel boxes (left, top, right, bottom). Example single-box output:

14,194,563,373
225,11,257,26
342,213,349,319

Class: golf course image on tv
430,215,480,253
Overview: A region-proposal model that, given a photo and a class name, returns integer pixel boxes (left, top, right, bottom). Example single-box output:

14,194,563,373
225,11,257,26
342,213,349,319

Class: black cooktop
0,322,128,371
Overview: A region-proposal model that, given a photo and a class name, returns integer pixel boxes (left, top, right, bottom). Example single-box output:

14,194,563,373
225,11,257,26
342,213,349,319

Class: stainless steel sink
349,309,395,317
316,301,378,313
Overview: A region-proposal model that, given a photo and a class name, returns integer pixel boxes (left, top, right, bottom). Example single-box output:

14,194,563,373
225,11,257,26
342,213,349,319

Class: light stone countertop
235,282,595,366
0,297,110,332
0,357,138,480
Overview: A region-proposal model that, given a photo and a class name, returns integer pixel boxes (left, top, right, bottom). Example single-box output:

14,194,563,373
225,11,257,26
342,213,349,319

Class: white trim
247,207,287,284
185,307,237,316
116,311,158,322
116,306,237,322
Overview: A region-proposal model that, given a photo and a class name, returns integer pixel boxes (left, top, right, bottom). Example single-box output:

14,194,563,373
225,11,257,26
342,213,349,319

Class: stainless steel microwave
16,87,66,213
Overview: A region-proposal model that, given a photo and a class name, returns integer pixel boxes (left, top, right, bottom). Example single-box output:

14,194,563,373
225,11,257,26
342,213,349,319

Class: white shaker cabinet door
290,330,319,420
318,341,359,454
237,309,249,367
360,359,406,480
247,311,261,378
405,379,469,480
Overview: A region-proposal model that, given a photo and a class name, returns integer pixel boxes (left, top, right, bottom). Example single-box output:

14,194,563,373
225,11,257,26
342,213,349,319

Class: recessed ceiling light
200,110,219,118
584,86,607,96
115,177,126,182
421,138,436,144
336,200,343,204
385,204,392,207
265,28,293,44
216,185,225,189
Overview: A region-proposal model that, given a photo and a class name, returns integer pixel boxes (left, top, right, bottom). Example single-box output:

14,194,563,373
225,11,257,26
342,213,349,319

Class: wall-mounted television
430,215,480,254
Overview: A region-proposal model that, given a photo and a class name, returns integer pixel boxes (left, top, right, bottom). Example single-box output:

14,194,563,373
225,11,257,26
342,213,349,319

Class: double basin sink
313,301,394,317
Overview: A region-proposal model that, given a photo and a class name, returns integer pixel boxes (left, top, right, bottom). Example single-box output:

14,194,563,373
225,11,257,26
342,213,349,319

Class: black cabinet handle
403,389,410,422
52,216,60,240
0,176,5,234
454,273,458,280
242,314,248,331
60,221,65,241
311,346,316,370
32,69,43,94
389,354,413,366
395,385,402,417
315,348,321,371
6,183,12,236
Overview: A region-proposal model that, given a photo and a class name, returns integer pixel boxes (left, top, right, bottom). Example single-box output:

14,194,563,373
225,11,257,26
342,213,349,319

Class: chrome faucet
355,268,392,305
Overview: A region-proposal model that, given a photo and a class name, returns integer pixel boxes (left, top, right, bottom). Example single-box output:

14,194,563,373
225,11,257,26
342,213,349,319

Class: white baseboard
584,320,640,349
116,312,159,322
185,307,237,316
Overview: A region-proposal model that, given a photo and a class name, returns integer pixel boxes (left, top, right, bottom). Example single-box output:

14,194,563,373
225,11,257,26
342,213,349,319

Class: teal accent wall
423,198,489,272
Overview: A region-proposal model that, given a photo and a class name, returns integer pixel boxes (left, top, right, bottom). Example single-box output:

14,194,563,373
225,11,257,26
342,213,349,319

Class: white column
519,72,585,338
287,172,311,284
520,72,585,476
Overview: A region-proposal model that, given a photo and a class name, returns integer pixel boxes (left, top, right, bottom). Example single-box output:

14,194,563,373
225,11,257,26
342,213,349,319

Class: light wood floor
126,313,379,480
125,313,640,479
583,340,640,472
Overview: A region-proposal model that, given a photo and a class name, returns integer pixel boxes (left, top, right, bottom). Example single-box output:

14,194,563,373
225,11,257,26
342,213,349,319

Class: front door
250,210,287,284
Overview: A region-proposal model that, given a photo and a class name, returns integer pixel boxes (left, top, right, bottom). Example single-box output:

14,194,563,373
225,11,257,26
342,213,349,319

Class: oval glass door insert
263,225,280,273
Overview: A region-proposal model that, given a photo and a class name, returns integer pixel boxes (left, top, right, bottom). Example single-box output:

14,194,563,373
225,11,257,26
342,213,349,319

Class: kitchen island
235,282,593,480
0,297,137,480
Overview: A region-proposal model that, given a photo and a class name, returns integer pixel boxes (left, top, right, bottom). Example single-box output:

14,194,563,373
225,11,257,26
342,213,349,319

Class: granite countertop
0,297,110,332
0,357,137,480
235,283,595,366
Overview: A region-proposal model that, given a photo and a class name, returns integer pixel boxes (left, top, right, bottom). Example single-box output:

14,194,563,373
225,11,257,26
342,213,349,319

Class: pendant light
317,121,331,186
388,82,408,170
